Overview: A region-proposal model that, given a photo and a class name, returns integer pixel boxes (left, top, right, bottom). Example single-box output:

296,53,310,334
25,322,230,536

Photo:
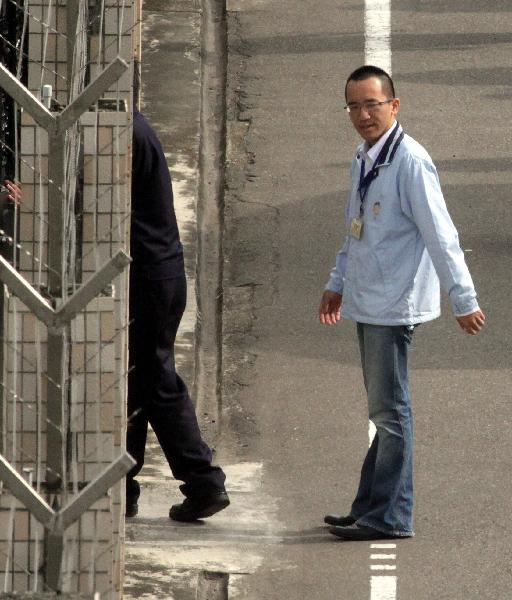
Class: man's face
345,77,400,146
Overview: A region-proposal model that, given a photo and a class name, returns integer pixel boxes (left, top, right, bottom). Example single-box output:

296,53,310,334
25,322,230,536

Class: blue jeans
350,323,415,537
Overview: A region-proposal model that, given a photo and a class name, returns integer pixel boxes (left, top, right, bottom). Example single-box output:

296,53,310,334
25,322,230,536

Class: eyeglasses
344,99,394,114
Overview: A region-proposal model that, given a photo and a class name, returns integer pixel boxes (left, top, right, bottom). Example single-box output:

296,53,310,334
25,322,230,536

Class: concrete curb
195,0,227,441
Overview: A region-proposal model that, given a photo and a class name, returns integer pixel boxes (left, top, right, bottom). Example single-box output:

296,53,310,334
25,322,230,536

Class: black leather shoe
329,524,402,540
125,501,138,518
169,491,230,522
324,514,356,527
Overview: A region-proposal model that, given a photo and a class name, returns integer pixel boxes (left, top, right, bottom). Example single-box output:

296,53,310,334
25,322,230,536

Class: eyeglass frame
344,99,394,114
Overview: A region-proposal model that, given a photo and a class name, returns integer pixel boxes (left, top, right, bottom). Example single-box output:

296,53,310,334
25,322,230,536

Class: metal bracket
57,57,129,133
0,454,54,529
0,250,131,329
0,58,128,135
0,64,56,133
0,452,135,535
59,453,135,531
53,250,131,328
0,255,55,326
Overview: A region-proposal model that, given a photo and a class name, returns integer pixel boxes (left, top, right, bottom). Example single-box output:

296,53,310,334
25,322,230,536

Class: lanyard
358,159,376,214
358,122,402,215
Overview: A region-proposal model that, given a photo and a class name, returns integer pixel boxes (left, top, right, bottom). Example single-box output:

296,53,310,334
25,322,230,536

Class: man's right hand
319,290,342,325
456,309,485,335
1,180,22,204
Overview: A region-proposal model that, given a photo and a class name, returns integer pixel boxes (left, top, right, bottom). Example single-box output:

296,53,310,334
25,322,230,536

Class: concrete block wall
0,1,135,596
26,3,68,106
26,1,134,104
0,492,113,593
80,111,130,279
18,111,130,285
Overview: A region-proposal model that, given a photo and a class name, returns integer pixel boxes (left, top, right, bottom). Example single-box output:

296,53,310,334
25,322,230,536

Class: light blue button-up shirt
326,122,479,326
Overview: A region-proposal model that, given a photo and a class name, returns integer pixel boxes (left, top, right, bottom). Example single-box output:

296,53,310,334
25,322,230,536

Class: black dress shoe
125,501,138,518
324,514,357,527
329,524,400,541
169,490,230,522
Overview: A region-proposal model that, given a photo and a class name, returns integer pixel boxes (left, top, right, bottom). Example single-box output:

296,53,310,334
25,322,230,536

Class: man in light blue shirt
319,65,485,541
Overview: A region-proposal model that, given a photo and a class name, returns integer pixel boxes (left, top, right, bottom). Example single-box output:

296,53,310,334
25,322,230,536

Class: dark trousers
126,272,226,500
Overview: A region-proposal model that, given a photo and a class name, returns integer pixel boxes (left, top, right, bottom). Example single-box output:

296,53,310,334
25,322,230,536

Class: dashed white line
371,544,397,549
370,554,397,560
371,565,397,571
371,576,397,600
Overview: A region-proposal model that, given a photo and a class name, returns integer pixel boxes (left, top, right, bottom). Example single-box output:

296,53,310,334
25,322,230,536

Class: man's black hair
345,65,395,100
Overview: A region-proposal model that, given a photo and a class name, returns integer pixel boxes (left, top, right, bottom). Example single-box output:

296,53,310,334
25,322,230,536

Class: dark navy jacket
131,110,185,278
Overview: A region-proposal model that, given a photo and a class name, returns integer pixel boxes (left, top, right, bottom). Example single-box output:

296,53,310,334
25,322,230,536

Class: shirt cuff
454,305,480,318
451,289,479,316
325,280,343,295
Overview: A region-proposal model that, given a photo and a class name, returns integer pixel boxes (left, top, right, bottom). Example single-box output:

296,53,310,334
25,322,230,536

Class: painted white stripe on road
364,0,392,75
371,576,397,600
369,419,377,446
371,554,396,560
364,2,396,598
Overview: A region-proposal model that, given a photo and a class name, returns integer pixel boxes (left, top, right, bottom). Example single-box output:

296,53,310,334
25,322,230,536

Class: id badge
350,217,363,240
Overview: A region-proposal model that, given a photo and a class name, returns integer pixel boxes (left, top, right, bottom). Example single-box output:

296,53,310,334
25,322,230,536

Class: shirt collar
362,121,397,166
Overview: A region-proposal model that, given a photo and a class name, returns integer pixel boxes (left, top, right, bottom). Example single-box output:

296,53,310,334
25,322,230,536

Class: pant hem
356,518,414,537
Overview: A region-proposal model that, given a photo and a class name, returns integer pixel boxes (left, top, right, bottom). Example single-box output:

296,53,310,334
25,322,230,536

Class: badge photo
350,216,363,239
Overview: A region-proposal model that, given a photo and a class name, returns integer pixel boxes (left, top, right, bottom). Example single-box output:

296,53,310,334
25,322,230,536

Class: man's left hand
456,309,485,335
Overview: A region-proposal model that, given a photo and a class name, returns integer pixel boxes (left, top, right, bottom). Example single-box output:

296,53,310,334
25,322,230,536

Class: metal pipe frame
0,450,135,591
0,251,131,332
0,16,130,592
0,255,54,326
0,451,135,534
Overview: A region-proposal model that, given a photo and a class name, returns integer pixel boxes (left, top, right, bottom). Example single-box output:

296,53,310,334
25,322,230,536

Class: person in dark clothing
126,110,229,521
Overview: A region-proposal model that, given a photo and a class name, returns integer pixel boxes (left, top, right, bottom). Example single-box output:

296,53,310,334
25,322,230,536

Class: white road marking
368,420,377,445
364,0,392,75
371,576,397,599
371,554,396,560
364,1,397,598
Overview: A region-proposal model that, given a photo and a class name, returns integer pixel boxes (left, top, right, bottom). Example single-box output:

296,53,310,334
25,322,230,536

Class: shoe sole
329,526,400,541
169,497,230,522
324,515,356,527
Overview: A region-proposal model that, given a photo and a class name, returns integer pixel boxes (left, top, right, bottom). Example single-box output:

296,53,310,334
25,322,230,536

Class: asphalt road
221,1,512,598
